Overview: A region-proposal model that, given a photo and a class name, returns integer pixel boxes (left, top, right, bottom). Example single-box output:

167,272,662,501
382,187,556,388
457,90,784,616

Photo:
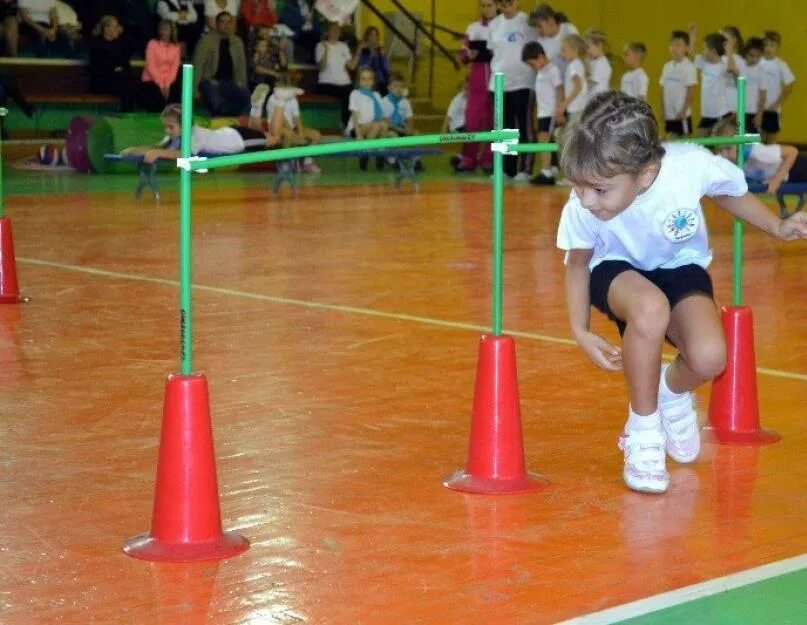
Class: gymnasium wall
359,1,807,143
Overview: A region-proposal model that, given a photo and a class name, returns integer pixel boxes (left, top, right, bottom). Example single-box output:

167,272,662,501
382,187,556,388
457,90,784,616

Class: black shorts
788,154,807,183
589,261,714,337
536,116,552,133
744,113,759,134
664,117,692,136
698,116,720,130
234,126,269,152
761,110,780,133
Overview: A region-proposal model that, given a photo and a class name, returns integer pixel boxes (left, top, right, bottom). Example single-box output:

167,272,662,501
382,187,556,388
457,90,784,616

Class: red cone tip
0,217,22,304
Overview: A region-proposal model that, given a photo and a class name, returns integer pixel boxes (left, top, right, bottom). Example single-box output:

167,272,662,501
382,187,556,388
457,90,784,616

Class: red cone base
444,335,548,495
704,306,780,446
123,373,250,562
0,217,22,304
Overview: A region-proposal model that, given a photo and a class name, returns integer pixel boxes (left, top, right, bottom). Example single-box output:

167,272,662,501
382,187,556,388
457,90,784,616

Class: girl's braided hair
561,91,665,185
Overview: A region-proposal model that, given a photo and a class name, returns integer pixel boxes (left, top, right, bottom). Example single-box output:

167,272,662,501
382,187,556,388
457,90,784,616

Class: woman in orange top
140,20,183,112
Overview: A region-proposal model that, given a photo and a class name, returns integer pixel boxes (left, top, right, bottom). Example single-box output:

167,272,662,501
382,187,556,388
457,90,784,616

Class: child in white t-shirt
559,34,588,121
346,67,394,170
382,72,415,136
529,4,578,74
556,91,807,494
713,119,806,194
693,32,731,136
584,29,611,96
741,37,767,134
620,42,648,101
522,40,562,185
760,30,796,144
659,30,697,137
262,77,322,174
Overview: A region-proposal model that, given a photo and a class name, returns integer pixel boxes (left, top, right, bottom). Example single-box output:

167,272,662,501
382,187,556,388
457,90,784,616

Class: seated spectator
280,0,318,63
382,72,414,136
357,26,390,95
193,11,250,115
249,28,286,90
0,1,19,56
241,0,275,32
156,0,199,56
204,0,239,31
140,20,182,112
316,21,358,127
18,0,79,57
262,76,322,173
88,15,137,110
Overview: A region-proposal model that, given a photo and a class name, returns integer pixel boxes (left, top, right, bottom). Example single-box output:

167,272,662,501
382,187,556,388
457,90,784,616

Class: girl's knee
683,337,727,379
625,293,670,337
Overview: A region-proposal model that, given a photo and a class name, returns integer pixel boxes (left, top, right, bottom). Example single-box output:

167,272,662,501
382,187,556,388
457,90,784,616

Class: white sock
659,364,687,404
541,168,554,177
626,406,662,431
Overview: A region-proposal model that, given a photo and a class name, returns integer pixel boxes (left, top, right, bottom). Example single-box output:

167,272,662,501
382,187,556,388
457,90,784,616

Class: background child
620,42,648,101
264,76,322,173
720,25,747,117
346,67,392,171
584,28,611,96
558,34,588,126
130,103,283,164
382,72,415,136
760,31,796,144
522,41,562,185
530,4,579,74
693,32,730,136
487,0,536,181
249,29,287,91
742,37,767,133
714,118,805,194
556,91,807,494
659,30,697,137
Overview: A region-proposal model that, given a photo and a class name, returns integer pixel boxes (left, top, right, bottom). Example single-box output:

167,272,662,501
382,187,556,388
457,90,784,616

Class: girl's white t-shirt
564,58,588,113
743,62,765,114
536,22,578,74
344,89,383,134
761,57,796,112
694,55,731,118
204,0,239,18
465,19,489,43
557,143,748,271
446,91,467,131
486,12,536,91
588,55,612,96
534,62,562,118
315,41,352,86
620,68,649,99
381,95,414,122
659,58,698,120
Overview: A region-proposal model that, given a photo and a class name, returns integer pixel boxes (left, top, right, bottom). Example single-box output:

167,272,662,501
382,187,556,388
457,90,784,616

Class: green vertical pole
492,73,505,336
733,76,746,307
179,65,194,375
0,108,6,219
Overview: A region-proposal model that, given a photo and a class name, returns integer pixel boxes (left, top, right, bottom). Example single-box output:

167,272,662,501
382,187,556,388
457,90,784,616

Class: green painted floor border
561,554,807,625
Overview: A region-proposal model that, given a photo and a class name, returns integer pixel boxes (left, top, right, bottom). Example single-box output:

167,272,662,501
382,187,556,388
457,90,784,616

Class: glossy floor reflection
0,176,805,624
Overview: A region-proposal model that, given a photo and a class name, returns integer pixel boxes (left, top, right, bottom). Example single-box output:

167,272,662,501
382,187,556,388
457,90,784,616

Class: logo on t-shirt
663,209,699,243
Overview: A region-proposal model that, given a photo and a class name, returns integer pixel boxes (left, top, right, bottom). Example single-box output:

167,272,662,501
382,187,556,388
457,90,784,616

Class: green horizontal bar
187,130,519,171
505,143,559,154
680,133,760,147
504,133,759,156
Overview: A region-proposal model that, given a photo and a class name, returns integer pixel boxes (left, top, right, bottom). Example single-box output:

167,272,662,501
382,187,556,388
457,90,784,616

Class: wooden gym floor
0,165,805,624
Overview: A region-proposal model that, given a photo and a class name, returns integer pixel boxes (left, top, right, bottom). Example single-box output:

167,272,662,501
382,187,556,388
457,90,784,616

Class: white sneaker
512,172,531,183
659,365,701,463
618,427,670,494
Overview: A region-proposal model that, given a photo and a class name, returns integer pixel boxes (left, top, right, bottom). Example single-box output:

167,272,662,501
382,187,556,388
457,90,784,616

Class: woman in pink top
140,20,183,112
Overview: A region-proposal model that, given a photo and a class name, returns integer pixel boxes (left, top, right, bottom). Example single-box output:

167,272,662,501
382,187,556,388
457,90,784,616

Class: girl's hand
766,176,783,194
143,149,161,164
575,331,623,371
778,212,807,240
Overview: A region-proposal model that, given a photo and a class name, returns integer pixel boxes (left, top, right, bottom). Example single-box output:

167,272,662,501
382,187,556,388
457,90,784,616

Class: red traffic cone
123,373,250,561
444,335,548,494
704,306,780,445
0,217,21,304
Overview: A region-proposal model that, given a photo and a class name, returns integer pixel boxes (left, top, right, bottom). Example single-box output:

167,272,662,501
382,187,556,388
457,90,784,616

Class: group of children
449,1,796,186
